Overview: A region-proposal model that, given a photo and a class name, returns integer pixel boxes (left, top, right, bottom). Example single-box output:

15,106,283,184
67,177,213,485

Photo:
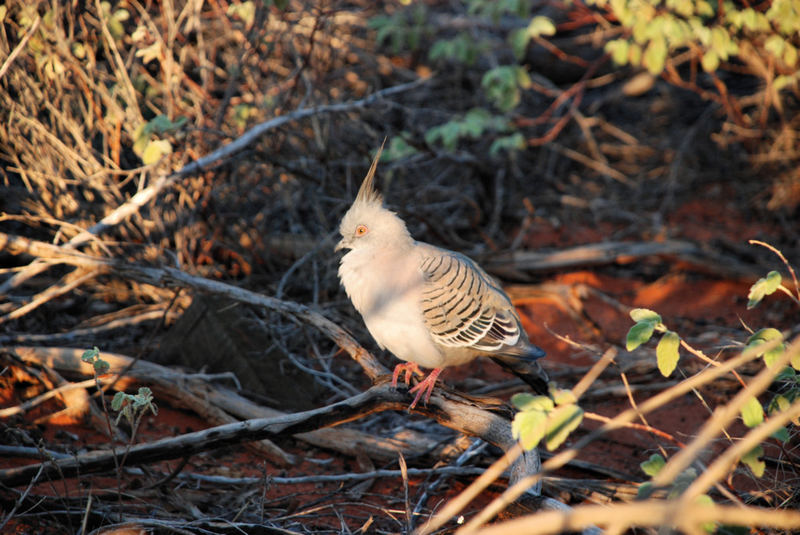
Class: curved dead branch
0,379,538,490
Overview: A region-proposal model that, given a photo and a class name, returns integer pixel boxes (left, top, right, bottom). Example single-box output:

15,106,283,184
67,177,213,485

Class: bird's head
336,144,412,253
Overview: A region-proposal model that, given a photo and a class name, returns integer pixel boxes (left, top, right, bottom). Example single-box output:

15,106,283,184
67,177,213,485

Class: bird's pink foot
390,364,443,409
407,368,443,409
391,362,424,388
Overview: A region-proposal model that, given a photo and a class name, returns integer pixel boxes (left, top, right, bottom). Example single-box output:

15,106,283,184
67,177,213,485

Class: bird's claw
391,362,424,388
391,365,443,410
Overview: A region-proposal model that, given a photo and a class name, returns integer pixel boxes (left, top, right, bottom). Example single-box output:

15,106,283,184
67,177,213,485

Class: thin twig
0,463,45,532
749,239,800,303
181,466,487,486
0,15,41,80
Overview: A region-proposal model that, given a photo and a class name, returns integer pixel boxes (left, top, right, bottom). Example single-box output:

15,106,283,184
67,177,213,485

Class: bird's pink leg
407,367,442,409
391,362,423,388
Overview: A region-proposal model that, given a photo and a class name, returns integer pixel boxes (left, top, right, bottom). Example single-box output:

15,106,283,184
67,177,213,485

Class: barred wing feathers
420,252,522,352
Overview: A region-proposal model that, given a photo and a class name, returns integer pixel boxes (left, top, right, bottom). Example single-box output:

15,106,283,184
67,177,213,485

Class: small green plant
99,1,130,41
424,108,513,150
368,3,431,54
429,34,489,66
509,16,557,60
638,454,716,531
369,0,557,158
467,0,531,22
625,241,800,482
112,387,158,439
589,0,800,82
381,133,419,162
626,308,681,376
511,388,584,451
81,347,158,443
132,114,187,165
81,346,110,376
481,65,532,113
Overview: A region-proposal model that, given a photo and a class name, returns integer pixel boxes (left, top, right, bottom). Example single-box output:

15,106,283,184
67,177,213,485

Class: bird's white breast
338,245,447,369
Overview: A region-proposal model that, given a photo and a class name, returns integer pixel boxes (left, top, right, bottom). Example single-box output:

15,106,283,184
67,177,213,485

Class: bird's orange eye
355,225,368,236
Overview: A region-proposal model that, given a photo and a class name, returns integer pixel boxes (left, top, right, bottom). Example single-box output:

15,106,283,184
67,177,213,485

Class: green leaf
656,331,681,377
695,1,713,17
509,28,530,60
512,406,548,450
81,347,100,362
383,135,418,162
227,1,256,27
764,35,786,59
746,327,785,367
93,359,110,375
640,453,666,477
511,393,554,412
741,445,765,477
605,39,629,65
481,66,525,112
701,50,719,72
515,67,532,89
774,366,796,382
642,36,667,74
695,493,713,506
768,393,791,414
771,426,790,443
135,387,154,406
668,467,698,498
629,43,642,65
774,75,796,92
72,42,86,59
149,114,188,134
552,388,578,406
111,391,127,411
141,139,172,165
710,27,731,59
489,133,525,157
544,404,583,451
695,494,716,533
637,481,655,499
630,308,661,323
133,123,149,156
792,350,800,371
784,45,798,68
747,271,782,309
626,321,656,351
527,16,556,38
741,396,764,428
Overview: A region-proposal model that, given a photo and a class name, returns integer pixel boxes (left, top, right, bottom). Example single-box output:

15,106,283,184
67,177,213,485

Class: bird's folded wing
420,252,521,351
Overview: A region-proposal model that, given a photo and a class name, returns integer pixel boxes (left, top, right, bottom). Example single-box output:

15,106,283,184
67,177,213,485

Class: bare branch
0,382,537,490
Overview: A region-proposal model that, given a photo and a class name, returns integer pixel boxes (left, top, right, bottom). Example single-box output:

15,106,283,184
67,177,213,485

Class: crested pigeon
336,147,548,409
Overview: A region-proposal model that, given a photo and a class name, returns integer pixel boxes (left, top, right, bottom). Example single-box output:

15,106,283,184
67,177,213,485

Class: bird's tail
491,344,549,395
